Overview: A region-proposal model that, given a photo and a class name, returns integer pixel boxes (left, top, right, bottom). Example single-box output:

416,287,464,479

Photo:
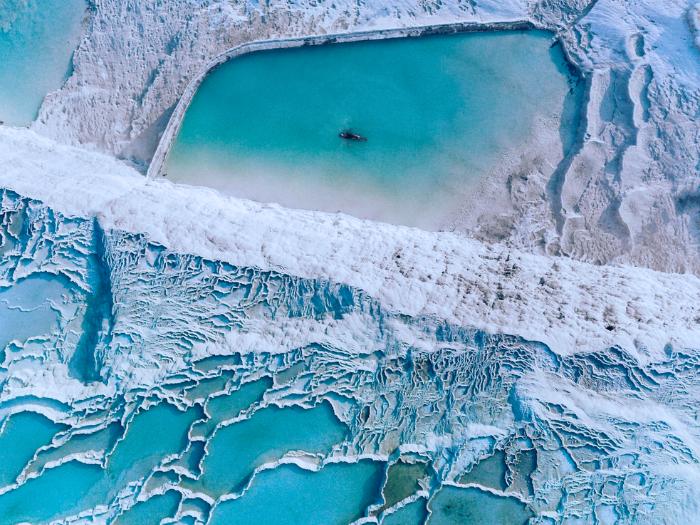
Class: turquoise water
184,371,233,403
192,402,347,496
28,422,122,476
191,376,273,438
107,402,202,485
0,411,65,487
0,393,348,521
0,274,72,349
0,402,199,523
209,460,384,525
205,376,272,422
167,31,572,228
0,460,104,523
0,0,86,125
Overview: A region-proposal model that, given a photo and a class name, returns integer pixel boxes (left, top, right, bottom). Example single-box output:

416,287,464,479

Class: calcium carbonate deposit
0,0,698,524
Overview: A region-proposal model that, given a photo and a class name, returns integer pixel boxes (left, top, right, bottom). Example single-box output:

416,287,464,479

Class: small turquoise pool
0,411,65,487
209,460,384,525
166,30,574,228
0,0,86,126
0,402,200,524
193,402,347,496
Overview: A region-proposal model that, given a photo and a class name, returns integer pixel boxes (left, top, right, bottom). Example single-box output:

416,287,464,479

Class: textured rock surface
0,190,698,523
0,2,698,522
29,0,700,273
0,127,697,361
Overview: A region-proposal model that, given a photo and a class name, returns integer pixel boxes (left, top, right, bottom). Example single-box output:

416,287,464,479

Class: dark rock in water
339,130,367,141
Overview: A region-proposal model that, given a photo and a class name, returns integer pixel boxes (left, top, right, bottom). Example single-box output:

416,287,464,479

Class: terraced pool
166,30,575,228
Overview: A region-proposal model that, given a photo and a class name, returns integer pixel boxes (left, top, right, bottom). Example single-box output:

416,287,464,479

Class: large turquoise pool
166,30,574,228
0,0,86,126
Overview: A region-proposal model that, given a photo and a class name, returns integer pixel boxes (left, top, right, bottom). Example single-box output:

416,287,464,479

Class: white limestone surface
0,126,696,364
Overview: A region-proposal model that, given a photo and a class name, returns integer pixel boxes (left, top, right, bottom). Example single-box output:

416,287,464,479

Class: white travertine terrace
0,2,699,519
144,20,538,181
